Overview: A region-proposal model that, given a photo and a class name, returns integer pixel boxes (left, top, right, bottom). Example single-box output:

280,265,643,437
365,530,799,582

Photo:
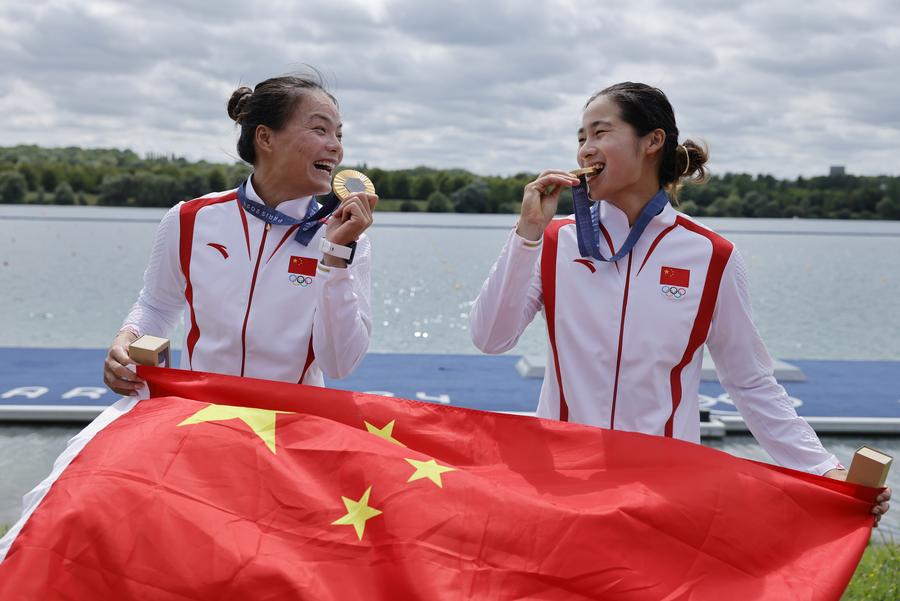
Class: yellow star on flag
365,419,406,447
331,486,382,540
178,404,290,454
405,458,456,488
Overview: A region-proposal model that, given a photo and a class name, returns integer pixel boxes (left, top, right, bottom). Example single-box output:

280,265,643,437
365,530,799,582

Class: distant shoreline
2,145,899,220
2,208,900,235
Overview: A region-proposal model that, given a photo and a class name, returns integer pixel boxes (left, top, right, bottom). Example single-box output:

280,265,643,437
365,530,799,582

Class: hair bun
680,139,709,184
227,87,253,123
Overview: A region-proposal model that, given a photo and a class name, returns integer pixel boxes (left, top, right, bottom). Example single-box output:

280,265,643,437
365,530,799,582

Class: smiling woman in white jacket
469,82,890,523
103,73,376,393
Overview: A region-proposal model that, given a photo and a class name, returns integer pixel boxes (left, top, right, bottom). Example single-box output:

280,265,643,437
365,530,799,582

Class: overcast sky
1,0,898,178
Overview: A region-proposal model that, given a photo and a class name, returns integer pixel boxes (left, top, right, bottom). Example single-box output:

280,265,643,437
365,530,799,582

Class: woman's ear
644,128,666,157
254,125,274,157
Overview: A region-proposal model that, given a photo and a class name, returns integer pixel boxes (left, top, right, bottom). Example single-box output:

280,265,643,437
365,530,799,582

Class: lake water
1,205,898,536
1,206,898,358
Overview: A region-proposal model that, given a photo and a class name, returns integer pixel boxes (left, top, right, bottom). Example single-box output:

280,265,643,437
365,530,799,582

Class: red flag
289,255,317,276
661,265,690,287
0,367,878,600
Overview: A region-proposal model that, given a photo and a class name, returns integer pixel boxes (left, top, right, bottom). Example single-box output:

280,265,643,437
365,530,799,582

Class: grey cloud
127,0,259,25
1,0,898,179
15,5,169,74
744,36,895,78
736,1,886,38
386,0,556,47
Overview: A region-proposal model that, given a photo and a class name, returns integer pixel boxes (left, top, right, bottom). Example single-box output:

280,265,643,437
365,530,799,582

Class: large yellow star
331,486,382,540
365,419,406,447
178,404,290,454
405,458,456,488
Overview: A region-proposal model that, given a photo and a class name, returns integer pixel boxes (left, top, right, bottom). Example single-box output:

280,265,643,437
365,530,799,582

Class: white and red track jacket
121,178,372,385
470,199,840,475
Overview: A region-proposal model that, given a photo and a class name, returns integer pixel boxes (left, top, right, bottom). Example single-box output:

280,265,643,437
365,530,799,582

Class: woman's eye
577,138,586,145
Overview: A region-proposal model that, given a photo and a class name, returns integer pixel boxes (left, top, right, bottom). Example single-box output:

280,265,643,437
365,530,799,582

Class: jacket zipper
609,251,633,429
239,223,269,376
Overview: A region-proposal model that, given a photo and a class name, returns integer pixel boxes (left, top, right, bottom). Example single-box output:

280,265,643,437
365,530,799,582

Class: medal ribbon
236,179,340,246
573,178,668,262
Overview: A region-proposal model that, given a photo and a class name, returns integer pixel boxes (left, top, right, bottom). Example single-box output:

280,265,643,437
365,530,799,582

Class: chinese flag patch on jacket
289,255,317,276
660,265,690,287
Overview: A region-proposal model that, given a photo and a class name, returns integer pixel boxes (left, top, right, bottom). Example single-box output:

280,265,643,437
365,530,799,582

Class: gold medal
332,169,376,201
570,166,599,177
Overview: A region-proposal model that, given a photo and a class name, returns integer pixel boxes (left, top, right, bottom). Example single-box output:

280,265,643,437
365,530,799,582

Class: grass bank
843,541,899,600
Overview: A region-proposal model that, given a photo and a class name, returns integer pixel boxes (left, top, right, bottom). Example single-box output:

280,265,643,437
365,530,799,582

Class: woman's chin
587,182,606,201
297,173,333,197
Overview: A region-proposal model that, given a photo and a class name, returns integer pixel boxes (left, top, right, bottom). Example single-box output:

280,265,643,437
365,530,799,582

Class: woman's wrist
823,467,848,480
516,222,544,241
115,327,141,345
323,226,359,247
321,253,348,268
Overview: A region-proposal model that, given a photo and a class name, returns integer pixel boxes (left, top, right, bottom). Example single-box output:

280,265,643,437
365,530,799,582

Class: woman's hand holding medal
322,169,378,267
516,170,581,241
325,191,378,246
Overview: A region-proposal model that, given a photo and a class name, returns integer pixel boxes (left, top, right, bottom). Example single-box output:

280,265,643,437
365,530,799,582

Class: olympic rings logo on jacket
289,274,314,287
661,285,686,299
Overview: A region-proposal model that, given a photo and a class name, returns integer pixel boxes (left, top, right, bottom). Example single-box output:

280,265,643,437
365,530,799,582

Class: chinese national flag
661,265,690,287
289,255,317,276
0,368,879,600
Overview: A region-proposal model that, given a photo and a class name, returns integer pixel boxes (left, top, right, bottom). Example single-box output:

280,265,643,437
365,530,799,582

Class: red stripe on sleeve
179,192,238,367
665,217,734,436
541,219,575,422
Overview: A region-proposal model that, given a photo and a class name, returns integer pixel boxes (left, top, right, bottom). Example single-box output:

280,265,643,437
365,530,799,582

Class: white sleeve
706,250,841,475
469,229,544,354
312,234,372,379
120,205,186,338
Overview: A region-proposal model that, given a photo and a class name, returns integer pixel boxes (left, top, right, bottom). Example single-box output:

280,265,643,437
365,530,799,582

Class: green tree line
1,145,898,219
0,146,251,208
